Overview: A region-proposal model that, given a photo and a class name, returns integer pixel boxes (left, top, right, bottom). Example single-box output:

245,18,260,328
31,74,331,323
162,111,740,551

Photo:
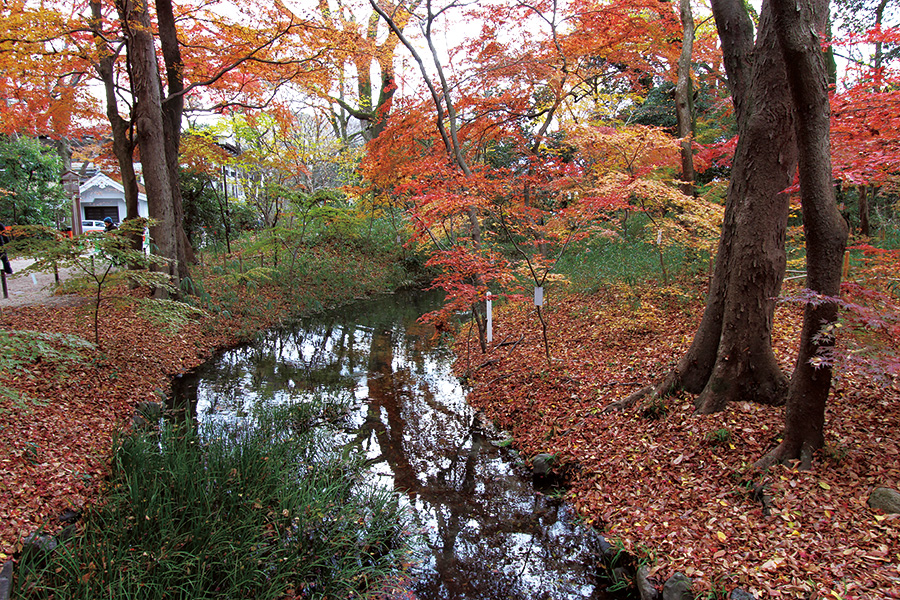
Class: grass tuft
16,401,414,599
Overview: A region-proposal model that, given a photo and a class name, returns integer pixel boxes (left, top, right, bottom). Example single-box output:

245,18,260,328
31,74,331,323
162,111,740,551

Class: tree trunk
675,0,696,196
156,0,195,276
90,0,140,240
709,0,756,130
659,0,797,412
758,0,848,469
858,185,870,237
119,0,178,294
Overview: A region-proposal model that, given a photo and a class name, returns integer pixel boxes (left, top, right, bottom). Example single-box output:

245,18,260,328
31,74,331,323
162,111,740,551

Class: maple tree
360,0,723,354
829,24,900,236
0,2,100,143
9,221,170,344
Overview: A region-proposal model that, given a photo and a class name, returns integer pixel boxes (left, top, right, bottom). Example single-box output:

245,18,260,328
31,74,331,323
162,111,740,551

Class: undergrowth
136,298,208,334
16,401,415,599
0,330,94,378
555,227,710,294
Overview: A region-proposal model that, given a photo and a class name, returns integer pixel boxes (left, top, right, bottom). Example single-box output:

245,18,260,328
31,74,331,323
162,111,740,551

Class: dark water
171,290,610,600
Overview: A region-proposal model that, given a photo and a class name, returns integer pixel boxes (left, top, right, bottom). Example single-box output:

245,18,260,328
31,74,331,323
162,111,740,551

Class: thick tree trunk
758,0,848,469
659,0,796,412
675,0,695,197
156,0,195,276
119,0,178,294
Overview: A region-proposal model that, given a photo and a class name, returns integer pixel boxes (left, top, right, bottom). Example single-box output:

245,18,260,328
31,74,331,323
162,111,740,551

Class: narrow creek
171,289,613,599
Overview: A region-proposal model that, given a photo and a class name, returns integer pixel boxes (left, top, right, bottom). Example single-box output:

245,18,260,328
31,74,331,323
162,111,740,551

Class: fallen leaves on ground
0,283,288,561
455,286,900,599
0,240,407,565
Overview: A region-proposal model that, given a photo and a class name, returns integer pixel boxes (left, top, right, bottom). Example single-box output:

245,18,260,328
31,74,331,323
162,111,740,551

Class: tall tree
323,0,421,143
760,0,848,467
117,0,179,293
155,0,194,274
89,0,140,235
0,3,98,141
659,0,800,413
674,0,696,196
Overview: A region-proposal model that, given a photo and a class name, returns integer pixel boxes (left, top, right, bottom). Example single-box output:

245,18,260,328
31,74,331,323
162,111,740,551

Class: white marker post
486,291,493,343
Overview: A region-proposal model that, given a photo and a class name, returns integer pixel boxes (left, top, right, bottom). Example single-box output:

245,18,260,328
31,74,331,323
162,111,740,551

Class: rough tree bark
118,0,178,294
156,0,196,278
659,0,798,413
758,0,848,468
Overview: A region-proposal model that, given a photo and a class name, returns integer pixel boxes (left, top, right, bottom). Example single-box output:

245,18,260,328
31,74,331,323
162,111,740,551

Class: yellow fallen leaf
716,531,727,542
819,481,831,490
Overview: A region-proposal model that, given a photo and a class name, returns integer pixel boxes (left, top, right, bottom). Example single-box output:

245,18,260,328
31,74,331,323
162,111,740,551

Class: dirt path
0,259,89,309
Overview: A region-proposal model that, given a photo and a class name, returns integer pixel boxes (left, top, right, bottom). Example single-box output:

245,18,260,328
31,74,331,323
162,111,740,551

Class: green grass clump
17,402,414,599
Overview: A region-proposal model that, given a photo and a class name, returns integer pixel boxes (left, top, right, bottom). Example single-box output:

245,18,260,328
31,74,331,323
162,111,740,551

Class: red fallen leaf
457,291,900,597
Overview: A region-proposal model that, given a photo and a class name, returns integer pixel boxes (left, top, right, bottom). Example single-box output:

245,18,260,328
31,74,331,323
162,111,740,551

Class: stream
171,290,612,600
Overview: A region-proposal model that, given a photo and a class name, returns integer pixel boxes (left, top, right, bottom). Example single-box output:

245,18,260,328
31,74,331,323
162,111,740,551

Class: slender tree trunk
858,185,870,237
709,0,756,130
91,0,140,250
759,0,848,469
119,0,178,295
659,0,797,412
675,0,696,196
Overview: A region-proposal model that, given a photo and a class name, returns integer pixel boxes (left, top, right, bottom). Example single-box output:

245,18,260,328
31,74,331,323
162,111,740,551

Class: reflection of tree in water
353,326,604,600
174,291,605,600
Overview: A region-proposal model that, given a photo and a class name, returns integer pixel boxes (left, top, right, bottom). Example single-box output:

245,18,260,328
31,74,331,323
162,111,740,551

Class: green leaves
0,131,67,227
0,330,95,372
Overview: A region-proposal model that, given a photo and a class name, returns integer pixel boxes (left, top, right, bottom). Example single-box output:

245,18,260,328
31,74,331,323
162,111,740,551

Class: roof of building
80,171,147,202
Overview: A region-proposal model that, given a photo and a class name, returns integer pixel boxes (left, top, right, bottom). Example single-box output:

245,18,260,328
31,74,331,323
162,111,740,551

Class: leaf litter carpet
454,290,900,598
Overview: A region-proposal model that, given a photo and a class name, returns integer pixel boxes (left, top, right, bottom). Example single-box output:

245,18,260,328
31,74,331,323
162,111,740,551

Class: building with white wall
78,171,148,223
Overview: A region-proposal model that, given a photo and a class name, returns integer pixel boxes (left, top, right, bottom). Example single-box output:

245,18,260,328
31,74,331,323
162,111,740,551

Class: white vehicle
82,220,107,232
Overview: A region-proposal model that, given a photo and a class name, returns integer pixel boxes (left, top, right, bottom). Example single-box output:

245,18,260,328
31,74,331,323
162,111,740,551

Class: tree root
602,386,655,413
754,441,815,471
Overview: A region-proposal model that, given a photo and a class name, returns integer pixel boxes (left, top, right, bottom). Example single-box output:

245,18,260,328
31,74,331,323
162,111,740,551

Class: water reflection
172,290,609,600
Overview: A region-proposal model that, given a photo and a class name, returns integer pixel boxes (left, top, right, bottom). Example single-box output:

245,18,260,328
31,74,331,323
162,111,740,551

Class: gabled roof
80,171,147,201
